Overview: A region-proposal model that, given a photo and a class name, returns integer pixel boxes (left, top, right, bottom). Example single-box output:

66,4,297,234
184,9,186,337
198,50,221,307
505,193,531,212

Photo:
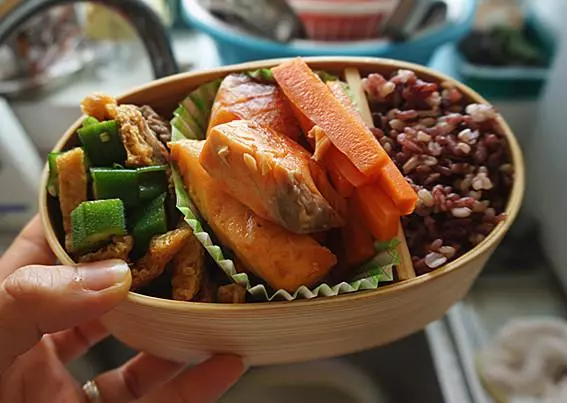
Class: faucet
0,0,180,79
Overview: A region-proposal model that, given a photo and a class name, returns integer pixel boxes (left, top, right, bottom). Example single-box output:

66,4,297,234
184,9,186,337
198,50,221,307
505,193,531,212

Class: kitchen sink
68,321,471,403
219,330,450,403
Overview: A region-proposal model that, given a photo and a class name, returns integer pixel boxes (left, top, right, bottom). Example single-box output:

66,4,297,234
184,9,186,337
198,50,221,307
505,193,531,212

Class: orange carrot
328,75,418,215
323,80,372,188
342,200,376,268
325,146,367,187
272,58,388,178
352,183,400,242
289,102,315,135
327,162,354,198
326,81,365,125
379,161,418,215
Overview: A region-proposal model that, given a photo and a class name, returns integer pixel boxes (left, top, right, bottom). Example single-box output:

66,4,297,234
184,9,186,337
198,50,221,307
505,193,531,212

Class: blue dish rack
182,0,477,67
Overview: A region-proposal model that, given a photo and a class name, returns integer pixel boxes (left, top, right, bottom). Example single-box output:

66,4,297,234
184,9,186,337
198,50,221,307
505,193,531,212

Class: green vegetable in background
78,120,126,166
70,199,126,253
459,25,548,67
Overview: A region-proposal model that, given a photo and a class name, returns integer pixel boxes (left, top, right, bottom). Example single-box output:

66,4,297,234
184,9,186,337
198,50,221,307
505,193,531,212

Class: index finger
140,355,246,403
0,215,56,280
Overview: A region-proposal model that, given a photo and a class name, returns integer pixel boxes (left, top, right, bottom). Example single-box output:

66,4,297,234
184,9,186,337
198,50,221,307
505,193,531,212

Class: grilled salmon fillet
169,139,337,292
200,120,345,234
208,74,301,141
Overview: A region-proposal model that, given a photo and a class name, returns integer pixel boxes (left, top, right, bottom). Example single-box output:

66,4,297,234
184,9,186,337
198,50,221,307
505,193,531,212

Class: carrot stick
325,146,368,187
323,81,371,188
339,67,418,215
326,81,365,125
342,200,376,268
272,58,388,178
327,162,354,198
352,183,400,242
289,102,315,135
379,161,418,215
344,67,416,280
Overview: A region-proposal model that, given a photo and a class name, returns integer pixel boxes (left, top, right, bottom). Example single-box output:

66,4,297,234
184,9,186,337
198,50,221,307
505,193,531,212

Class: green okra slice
130,192,168,257
78,120,126,167
71,199,126,253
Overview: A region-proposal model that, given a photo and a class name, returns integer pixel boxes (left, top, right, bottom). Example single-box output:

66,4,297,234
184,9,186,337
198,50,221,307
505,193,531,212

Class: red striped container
287,0,400,41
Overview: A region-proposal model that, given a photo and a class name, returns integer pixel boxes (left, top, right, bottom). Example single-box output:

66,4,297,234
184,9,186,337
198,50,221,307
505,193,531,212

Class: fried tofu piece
81,93,118,120
56,148,88,248
170,139,337,292
217,283,246,304
195,275,216,303
200,120,345,234
131,227,192,289
78,236,134,263
115,105,167,167
171,230,205,301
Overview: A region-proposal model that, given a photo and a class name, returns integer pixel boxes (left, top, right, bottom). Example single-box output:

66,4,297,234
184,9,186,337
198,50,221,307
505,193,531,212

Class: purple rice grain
363,70,514,272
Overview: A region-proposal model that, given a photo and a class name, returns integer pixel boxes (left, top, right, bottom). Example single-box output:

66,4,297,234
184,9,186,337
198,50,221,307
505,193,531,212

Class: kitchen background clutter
1,0,567,401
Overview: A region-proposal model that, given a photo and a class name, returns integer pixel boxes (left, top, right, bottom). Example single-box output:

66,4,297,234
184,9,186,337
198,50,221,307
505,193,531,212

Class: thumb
0,259,131,372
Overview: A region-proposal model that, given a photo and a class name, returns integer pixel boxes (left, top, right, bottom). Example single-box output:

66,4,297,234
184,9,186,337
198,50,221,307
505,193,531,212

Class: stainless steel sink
67,321,472,403
219,331,448,403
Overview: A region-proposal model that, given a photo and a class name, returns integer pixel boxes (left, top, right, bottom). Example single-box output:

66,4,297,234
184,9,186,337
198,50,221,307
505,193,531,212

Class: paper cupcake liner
171,167,399,301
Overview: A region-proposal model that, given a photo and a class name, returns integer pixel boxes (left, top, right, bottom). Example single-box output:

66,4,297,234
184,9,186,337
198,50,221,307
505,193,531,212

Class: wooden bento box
40,57,524,366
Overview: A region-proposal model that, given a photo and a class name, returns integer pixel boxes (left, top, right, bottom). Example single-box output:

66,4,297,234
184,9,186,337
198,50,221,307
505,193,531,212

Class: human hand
0,215,246,402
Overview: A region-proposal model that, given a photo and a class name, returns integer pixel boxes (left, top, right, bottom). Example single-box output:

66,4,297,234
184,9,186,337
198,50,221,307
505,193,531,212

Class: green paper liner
246,68,340,84
171,167,399,302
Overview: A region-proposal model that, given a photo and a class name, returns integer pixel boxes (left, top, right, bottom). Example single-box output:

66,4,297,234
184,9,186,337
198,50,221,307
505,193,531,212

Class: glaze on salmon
208,74,301,141
200,120,345,234
169,139,337,292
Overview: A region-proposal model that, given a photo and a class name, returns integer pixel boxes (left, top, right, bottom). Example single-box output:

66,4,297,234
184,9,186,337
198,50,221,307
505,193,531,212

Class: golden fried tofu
81,93,117,120
78,236,133,263
131,227,192,289
217,284,246,304
56,148,88,248
171,230,205,301
115,105,167,167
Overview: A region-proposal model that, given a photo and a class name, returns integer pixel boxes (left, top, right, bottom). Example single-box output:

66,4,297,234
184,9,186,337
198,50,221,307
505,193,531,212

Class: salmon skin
169,139,337,292
208,74,301,141
200,120,345,234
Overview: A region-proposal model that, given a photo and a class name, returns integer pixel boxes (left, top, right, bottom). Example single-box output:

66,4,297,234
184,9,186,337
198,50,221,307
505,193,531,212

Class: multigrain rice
363,70,513,274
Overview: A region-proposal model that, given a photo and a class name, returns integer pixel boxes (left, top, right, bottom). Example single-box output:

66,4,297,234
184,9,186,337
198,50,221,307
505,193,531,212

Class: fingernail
78,259,130,291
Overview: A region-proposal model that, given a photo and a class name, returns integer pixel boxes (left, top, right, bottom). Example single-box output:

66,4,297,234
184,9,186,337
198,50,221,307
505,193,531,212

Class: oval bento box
40,57,524,366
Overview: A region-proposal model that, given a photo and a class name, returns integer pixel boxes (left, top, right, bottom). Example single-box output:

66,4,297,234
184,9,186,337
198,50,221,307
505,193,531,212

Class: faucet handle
0,0,180,79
